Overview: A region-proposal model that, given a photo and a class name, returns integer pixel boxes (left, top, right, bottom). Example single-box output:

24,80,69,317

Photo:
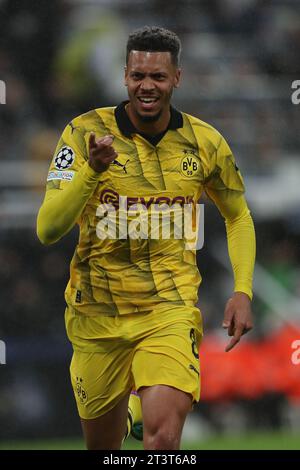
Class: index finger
89,132,97,148
225,324,244,352
96,135,115,147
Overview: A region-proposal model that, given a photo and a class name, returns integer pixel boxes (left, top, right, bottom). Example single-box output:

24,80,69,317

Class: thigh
132,311,202,402
70,346,134,420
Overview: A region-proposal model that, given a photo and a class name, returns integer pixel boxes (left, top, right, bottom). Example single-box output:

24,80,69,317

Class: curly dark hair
126,26,181,67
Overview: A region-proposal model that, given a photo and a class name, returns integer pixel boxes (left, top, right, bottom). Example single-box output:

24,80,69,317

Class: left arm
205,136,256,351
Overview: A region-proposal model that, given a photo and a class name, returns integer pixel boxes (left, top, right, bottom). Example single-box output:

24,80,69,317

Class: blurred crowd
1,0,300,169
0,0,300,439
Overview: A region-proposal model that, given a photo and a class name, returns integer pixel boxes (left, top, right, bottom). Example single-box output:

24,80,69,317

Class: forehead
127,50,174,71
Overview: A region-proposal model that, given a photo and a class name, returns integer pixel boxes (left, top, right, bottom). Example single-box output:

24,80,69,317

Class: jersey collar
114,100,183,138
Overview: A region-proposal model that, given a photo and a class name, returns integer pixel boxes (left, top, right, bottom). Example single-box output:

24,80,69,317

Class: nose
140,76,155,91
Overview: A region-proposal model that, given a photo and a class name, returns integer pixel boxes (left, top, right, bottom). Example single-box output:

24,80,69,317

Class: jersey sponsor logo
47,170,74,181
99,188,194,210
181,150,200,178
54,146,75,170
96,189,205,250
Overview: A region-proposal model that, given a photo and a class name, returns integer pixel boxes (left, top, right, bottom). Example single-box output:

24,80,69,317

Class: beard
135,107,163,123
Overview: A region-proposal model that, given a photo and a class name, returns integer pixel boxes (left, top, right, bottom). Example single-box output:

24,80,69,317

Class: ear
174,68,181,88
124,66,128,87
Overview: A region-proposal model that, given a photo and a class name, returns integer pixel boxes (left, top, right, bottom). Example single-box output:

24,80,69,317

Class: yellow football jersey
41,101,249,316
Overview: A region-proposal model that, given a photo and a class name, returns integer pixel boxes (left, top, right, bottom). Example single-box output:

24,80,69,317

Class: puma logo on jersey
189,364,200,376
69,122,81,134
111,158,130,173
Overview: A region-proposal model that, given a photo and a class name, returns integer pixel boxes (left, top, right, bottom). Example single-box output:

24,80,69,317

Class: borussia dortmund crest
76,377,88,404
180,150,200,178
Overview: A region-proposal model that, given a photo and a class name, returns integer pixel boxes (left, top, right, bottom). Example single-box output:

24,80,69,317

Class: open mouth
137,97,159,109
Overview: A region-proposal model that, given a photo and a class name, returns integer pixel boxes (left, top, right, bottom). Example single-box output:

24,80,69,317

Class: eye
152,74,165,81
131,72,144,80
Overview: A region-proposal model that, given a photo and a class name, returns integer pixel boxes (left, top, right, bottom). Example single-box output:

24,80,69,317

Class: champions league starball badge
54,146,75,170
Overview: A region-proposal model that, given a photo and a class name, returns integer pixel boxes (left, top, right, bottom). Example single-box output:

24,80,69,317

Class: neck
125,103,170,136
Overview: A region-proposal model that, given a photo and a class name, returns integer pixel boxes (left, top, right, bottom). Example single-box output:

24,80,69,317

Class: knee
144,425,180,450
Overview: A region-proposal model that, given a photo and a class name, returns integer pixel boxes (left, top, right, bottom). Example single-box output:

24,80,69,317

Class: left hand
222,292,253,352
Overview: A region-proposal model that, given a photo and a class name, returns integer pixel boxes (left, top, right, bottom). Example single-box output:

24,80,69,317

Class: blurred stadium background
0,0,300,450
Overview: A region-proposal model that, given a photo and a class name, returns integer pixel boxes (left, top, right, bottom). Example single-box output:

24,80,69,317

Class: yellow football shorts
66,303,203,419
